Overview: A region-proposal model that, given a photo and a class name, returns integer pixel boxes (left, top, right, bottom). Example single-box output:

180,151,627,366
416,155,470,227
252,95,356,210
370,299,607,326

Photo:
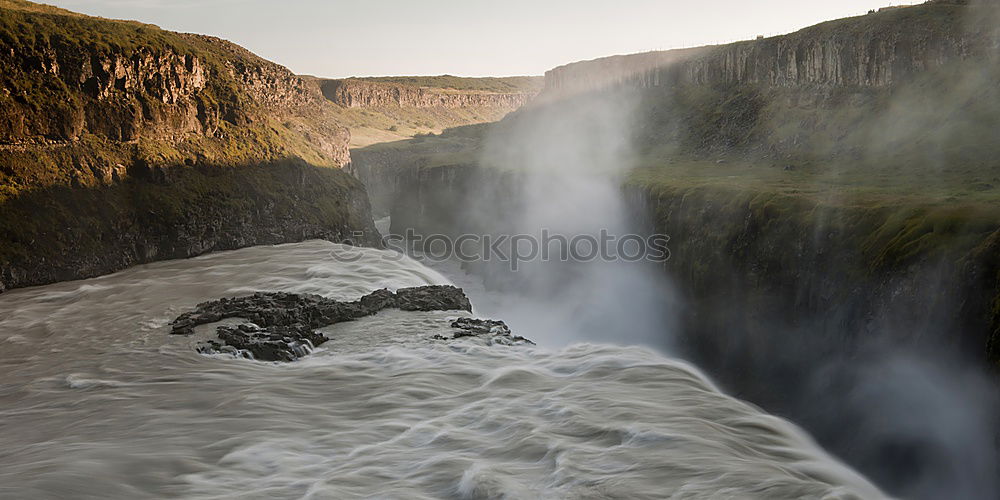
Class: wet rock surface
395,286,474,312
433,318,535,346
172,285,486,361
196,324,326,362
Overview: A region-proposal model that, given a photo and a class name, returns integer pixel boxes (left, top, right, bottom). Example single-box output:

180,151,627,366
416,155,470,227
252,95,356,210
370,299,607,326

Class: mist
419,3,1000,497
9,0,1000,498
454,88,680,349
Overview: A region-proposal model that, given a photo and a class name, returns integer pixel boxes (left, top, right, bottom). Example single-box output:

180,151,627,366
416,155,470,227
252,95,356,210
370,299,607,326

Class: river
0,240,884,499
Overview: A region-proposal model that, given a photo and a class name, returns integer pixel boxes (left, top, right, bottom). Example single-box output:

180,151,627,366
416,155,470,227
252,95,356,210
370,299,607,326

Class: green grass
332,103,510,148
628,164,1000,266
0,0,86,17
0,3,184,57
0,0,318,145
351,123,486,167
628,155,1000,207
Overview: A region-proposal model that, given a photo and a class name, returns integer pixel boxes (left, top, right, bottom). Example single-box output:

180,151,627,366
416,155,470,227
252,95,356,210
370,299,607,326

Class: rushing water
0,240,884,499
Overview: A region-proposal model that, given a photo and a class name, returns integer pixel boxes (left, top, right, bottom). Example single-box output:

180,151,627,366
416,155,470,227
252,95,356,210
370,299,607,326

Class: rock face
0,44,209,142
349,148,517,231
0,158,381,291
542,48,709,100
542,3,997,98
0,1,378,292
0,2,344,138
170,285,498,361
0,9,343,161
320,79,535,110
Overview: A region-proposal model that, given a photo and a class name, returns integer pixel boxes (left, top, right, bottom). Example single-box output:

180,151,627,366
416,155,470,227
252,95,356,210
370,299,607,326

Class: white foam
0,241,885,499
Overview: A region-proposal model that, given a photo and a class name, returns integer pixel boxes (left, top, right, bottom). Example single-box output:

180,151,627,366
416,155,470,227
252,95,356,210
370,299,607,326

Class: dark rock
173,285,475,361
357,288,397,311
445,317,535,346
451,317,511,336
208,323,322,362
396,285,472,312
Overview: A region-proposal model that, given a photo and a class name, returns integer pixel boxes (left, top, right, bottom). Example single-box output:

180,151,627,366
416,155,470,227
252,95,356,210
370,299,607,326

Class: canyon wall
320,79,535,110
543,1,997,98
309,77,541,148
350,150,516,233
0,18,346,164
354,156,1000,363
349,3,1000,495
0,1,378,292
353,1,1000,369
542,48,708,99
0,46,210,142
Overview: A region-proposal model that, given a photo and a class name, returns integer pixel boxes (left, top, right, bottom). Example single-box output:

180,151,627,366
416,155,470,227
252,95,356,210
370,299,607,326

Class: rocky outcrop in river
170,285,529,361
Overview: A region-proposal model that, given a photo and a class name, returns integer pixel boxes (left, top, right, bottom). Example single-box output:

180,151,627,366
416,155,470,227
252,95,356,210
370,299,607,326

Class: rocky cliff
0,0,379,292
300,76,541,148
0,4,347,162
542,48,708,99
543,1,997,98
320,78,536,110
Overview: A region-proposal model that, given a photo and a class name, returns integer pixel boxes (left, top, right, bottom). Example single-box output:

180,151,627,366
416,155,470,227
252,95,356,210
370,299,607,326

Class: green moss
0,0,309,147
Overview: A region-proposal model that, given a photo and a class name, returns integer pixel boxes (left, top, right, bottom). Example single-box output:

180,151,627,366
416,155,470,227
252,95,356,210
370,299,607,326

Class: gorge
2,0,998,499
349,1,1000,498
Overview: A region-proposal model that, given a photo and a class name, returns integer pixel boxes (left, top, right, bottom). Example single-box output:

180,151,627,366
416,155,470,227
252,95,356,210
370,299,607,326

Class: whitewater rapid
0,240,884,499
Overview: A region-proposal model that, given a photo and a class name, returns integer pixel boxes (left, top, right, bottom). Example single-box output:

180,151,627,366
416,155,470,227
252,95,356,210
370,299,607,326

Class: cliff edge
305,75,541,148
542,0,996,98
0,0,380,292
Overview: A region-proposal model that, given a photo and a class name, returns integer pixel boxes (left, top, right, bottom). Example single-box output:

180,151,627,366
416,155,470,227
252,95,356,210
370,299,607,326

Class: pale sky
47,0,899,77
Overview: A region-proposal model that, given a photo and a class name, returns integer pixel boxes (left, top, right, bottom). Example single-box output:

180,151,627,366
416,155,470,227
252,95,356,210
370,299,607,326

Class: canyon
348,2,1000,497
353,0,1000,366
0,1,541,291
2,0,999,497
